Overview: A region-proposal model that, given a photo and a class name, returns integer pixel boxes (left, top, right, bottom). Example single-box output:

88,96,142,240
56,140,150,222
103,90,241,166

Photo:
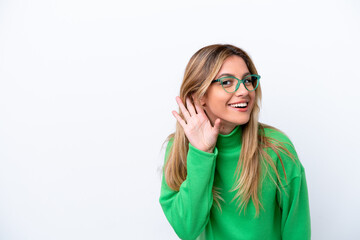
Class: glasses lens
221,77,238,93
244,75,259,91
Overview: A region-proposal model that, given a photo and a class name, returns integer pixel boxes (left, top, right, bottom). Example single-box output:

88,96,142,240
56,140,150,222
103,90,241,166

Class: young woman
159,44,311,240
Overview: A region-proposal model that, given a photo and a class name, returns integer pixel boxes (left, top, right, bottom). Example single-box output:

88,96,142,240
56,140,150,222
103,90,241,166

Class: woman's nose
234,82,249,96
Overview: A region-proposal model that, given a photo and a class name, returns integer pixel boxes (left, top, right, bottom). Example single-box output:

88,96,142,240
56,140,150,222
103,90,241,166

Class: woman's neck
218,122,238,135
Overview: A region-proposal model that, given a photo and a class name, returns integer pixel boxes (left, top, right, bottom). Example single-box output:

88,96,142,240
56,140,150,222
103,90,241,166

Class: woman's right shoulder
164,134,175,150
162,134,175,161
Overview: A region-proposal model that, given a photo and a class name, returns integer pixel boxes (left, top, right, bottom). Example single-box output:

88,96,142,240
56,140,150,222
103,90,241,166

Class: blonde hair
164,44,294,216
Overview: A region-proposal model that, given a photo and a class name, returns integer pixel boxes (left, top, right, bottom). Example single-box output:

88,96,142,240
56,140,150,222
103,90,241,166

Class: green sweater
159,125,311,240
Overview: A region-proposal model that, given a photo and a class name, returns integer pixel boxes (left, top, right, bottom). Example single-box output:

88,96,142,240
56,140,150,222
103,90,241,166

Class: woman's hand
172,96,221,153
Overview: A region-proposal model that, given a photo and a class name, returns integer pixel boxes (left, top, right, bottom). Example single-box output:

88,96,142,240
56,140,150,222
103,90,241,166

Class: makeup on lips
228,101,249,112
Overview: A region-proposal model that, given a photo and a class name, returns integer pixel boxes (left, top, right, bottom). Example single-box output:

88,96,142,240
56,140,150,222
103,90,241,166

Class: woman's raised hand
172,96,221,153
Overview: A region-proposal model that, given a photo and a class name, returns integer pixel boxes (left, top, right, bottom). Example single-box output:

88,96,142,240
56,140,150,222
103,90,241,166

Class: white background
0,0,359,239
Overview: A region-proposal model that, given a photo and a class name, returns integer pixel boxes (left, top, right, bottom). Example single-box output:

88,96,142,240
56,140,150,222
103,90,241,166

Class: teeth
230,102,247,107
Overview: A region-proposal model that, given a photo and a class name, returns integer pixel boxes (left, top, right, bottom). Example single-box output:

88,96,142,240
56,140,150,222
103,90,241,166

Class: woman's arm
277,167,311,240
269,130,311,240
159,96,221,240
159,140,217,240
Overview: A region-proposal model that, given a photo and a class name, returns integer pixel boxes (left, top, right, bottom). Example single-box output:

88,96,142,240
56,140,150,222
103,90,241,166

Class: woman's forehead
215,55,249,79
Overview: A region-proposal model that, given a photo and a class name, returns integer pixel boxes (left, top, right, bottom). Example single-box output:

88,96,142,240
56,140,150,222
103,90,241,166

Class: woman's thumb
214,118,221,133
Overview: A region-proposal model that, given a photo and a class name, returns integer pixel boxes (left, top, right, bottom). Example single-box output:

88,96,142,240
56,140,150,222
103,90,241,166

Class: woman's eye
223,80,231,85
244,78,253,85
222,78,235,86
244,79,252,83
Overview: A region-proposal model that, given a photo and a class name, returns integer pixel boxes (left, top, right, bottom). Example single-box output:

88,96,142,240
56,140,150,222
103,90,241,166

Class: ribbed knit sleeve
159,140,218,240
277,167,311,240
266,128,311,240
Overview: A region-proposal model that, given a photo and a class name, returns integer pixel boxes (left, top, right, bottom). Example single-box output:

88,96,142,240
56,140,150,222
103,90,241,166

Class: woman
159,44,311,240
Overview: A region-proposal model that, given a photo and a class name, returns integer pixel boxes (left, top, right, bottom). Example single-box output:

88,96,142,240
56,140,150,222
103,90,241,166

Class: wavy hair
164,44,294,216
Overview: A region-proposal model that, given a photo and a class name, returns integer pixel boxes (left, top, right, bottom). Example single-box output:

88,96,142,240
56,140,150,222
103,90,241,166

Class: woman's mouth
228,102,249,112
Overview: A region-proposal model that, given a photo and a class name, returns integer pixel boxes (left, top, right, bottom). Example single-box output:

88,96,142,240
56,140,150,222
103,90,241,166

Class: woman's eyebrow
216,72,251,79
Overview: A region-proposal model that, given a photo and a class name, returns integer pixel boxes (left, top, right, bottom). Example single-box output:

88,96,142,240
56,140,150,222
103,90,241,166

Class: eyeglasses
211,74,261,93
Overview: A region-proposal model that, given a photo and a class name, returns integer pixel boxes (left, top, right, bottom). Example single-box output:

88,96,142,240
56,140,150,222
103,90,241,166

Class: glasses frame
211,74,261,93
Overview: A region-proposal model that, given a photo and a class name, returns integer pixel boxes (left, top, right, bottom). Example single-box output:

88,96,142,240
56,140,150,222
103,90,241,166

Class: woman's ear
199,94,207,107
192,93,206,107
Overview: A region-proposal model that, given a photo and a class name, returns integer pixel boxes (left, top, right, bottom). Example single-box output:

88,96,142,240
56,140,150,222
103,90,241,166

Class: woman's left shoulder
259,123,305,180
259,123,294,146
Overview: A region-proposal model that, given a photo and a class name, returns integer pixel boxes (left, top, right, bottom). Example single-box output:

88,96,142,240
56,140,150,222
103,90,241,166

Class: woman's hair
164,44,294,216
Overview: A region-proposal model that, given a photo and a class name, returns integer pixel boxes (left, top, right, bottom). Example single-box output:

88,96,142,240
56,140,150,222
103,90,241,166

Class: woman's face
200,55,256,134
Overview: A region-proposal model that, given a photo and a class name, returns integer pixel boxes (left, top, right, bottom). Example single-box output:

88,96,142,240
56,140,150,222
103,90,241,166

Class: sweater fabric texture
159,125,311,240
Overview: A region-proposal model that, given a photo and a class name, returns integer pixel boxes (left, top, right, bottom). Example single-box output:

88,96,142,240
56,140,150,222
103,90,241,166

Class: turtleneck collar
216,125,243,150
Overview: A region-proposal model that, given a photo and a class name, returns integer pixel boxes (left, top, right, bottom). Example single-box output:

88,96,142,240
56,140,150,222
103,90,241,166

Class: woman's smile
228,101,249,112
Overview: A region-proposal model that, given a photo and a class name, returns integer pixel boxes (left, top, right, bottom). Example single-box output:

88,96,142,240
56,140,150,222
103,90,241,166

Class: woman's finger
186,97,197,116
172,110,187,128
176,96,191,120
